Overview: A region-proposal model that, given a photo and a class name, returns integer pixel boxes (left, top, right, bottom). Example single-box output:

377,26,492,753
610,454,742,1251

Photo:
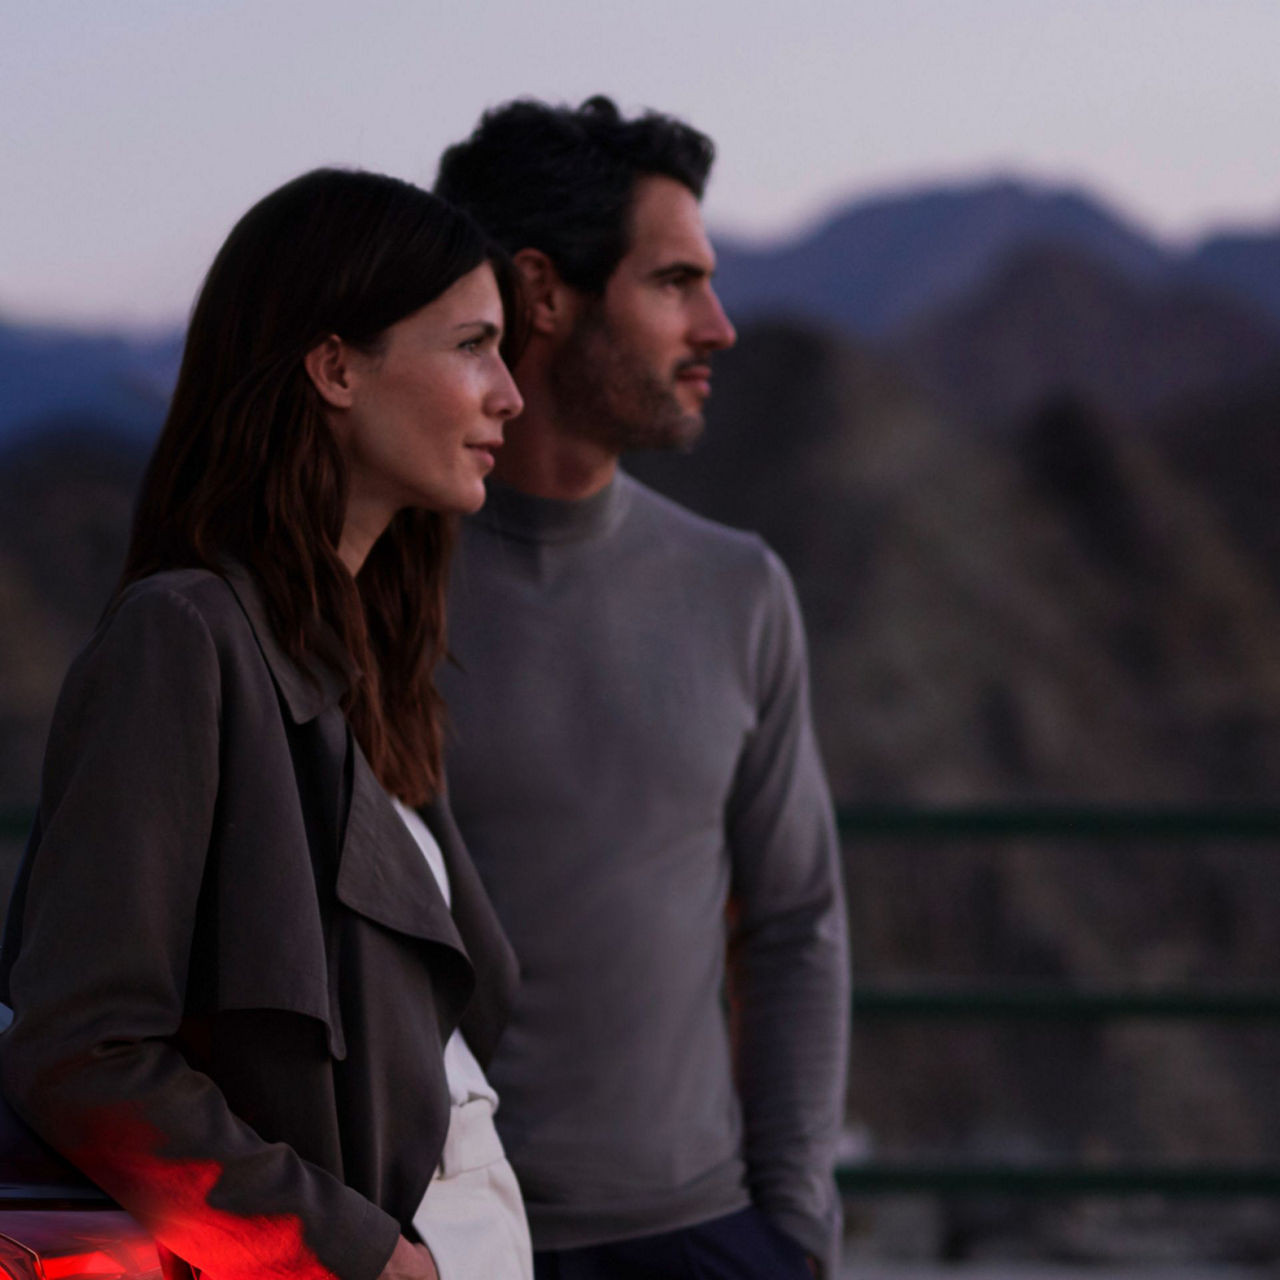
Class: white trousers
411,1098,533,1280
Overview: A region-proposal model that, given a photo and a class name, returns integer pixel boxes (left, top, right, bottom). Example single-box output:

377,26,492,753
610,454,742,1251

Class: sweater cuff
759,1200,840,1279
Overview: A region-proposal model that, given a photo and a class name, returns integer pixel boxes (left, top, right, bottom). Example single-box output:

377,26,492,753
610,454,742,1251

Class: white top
392,798,498,1109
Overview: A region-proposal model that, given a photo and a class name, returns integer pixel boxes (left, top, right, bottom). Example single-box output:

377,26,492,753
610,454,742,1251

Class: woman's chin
463,483,490,514
442,484,488,516
415,478,489,517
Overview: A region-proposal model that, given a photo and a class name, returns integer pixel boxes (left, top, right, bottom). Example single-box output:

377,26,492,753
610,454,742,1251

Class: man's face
549,174,736,453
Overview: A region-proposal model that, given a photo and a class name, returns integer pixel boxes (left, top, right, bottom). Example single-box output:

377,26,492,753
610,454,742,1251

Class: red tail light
0,1212,162,1280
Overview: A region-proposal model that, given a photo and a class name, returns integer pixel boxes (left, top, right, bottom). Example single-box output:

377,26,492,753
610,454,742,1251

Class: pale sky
3,0,1278,329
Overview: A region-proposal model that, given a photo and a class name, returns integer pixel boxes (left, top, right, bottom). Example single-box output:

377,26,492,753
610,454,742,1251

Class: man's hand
377,1236,439,1280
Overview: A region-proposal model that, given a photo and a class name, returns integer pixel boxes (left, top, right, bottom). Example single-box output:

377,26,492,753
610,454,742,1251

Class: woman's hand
378,1236,440,1280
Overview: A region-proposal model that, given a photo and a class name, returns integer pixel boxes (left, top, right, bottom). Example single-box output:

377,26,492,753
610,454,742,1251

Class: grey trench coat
0,565,519,1280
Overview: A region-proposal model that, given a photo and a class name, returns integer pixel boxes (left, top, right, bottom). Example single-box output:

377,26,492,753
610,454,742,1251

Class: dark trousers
532,1206,813,1280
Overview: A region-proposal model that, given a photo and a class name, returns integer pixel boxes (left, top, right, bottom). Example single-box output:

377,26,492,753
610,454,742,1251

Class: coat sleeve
0,584,400,1280
725,549,850,1277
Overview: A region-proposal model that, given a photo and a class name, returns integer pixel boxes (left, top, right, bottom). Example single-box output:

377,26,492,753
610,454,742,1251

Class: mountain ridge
713,175,1177,338
712,176,1280,339
0,319,179,444
3,174,1278,448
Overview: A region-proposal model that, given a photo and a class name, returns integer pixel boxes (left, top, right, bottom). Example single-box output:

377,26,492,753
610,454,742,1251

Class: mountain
1158,373,1280,592
890,243,1280,429
0,423,150,806
707,177,1280,435
712,178,1173,338
8,325,1280,1258
5,173,1280,1262
3,175,1276,456
627,321,1280,806
712,178,1280,357
1189,229,1280,329
0,320,180,446
629,322,1280,1255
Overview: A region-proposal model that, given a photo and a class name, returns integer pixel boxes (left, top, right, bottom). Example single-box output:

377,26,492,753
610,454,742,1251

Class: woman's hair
121,167,518,805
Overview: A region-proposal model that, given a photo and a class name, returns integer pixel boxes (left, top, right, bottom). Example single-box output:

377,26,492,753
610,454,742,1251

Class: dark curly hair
435,95,715,294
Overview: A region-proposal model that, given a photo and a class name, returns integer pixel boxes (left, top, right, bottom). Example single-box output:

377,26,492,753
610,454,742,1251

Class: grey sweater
439,472,849,1269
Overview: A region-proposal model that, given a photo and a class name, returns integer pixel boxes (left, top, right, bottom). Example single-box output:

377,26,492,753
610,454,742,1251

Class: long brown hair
121,168,516,804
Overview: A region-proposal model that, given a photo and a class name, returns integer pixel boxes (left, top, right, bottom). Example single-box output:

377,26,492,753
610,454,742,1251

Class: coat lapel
219,561,508,1050
336,738,468,958
222,563,355,725
424,795,520,1066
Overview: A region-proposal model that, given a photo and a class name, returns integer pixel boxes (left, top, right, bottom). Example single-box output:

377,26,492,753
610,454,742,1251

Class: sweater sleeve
0,585,400,1280
725,548,850,1277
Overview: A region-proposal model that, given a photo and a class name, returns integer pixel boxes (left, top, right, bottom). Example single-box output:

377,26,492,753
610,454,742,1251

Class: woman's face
331,262,522,543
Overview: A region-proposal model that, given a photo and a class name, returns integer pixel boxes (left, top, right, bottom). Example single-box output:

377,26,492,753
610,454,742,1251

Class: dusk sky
3,0,1278,328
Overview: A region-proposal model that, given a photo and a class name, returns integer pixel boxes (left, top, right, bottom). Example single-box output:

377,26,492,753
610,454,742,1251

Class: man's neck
491,400,619,502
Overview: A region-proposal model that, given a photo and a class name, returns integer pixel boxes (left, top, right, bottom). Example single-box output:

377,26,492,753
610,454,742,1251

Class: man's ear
513,248,581,338
304,335,357,408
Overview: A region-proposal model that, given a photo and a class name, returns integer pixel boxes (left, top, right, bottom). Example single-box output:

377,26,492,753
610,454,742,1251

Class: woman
0,169,530,1280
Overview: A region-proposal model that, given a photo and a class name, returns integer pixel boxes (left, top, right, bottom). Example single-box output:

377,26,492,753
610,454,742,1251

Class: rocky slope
890,245,1280,430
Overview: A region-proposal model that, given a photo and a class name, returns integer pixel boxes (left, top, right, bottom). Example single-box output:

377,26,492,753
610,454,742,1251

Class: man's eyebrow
649,259,714,281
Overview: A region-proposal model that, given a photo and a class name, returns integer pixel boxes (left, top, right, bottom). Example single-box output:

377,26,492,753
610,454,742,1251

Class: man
434,97,850,1279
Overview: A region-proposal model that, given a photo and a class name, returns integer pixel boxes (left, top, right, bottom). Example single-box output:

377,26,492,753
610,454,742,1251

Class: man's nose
693,287,736,351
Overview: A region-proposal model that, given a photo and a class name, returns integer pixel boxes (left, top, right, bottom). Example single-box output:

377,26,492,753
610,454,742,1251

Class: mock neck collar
474,473,632,544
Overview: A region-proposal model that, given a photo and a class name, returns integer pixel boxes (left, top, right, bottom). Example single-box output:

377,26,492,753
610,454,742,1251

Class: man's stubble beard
547,302,705,455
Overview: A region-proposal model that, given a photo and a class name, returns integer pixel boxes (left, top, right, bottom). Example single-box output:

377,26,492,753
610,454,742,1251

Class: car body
0,1005,176,1280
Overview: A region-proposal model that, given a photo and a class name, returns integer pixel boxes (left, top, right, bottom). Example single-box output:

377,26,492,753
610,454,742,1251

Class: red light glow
62,1107,338,1280
0,1210,160,1280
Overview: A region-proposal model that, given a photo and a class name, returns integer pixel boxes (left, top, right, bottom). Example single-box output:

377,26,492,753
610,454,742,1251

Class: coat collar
219,561,462,954
222,562,357,724
220,561,518,1059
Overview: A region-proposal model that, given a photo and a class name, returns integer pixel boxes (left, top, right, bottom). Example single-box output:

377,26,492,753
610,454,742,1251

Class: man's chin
666,414,706,454
625,412,704,454
649,391,707,451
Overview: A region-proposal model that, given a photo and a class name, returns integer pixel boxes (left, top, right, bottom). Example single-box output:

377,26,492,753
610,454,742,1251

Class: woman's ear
512,249,580,339
304,335,357,408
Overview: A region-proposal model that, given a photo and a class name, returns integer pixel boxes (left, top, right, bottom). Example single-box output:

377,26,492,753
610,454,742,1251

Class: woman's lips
467,440,502,468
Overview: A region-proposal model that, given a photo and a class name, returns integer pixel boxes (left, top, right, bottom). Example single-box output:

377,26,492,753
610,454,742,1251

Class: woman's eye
458,328,501,354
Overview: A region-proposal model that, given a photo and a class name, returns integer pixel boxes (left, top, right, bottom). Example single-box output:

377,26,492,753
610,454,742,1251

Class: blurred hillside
0,320,178,445
715,177,1280,337
4,175,1280,1262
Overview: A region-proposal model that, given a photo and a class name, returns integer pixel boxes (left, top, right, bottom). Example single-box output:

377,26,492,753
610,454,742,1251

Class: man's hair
435,95,715,294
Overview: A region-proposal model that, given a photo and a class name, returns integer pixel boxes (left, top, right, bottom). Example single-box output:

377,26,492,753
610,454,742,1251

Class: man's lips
675,363,713,392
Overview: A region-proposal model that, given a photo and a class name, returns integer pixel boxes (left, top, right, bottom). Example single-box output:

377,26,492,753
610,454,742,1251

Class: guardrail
837,804,1280,840
835,805,1280,1198
4,801,1279,1197
852,986,1280,1020
836,1163,1280,1196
